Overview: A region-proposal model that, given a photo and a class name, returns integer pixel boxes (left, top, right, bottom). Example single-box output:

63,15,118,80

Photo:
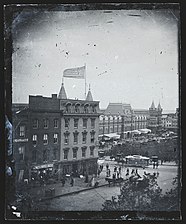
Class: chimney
52,94,57,99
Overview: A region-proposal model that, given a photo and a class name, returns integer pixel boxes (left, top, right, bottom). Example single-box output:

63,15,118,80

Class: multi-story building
133,109,149,130
12,83,101,182
99,103,149,138
147,101,163,132
12,104,29,183
162,111,178,132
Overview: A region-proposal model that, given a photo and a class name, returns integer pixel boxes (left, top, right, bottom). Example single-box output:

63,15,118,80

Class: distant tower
157,102,163,127
148,100,157,130
86,84,93,101
58,82,67,99
149,100,156,111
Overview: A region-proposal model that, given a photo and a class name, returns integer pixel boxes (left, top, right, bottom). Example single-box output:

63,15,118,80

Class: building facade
12,104,29,183
99,103,149,138
147,101,163,131
12,83,100,182
162,112,178,132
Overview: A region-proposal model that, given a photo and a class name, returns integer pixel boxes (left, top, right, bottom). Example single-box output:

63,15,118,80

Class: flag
63,65,85,79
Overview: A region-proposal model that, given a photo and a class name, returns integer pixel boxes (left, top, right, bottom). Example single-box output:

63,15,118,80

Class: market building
99,103,150,138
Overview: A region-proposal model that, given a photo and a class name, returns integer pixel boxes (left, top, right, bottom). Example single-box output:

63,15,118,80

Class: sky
11,7,179,111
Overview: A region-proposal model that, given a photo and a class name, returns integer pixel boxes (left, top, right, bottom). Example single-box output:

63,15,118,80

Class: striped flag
63,65,86,79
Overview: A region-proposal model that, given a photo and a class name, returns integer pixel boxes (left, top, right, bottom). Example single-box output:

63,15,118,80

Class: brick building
12,83,101,182
147,101,163,131
99,103,149,138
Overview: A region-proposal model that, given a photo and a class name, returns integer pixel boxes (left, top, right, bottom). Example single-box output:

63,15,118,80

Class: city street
38,163,178,211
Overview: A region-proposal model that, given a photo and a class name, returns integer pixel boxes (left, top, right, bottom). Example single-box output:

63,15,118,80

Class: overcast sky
12,8,179,111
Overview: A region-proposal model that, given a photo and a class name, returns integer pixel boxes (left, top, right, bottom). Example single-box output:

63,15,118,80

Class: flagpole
85,63,86,99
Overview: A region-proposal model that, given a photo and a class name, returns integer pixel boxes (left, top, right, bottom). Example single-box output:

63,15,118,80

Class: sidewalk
26,169,110,202
25,161,177,202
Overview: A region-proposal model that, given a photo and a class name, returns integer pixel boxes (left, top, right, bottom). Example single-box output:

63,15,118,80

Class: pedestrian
153,162,155,169
97,169,101,178
108,169,111,177
126,170,129,177
127,168,129,174
119,166,121,175
106,169,109,177
117,171,120,179
61,177,65,187
106,163,109,170
135,169,138,175
112,173,116,186
114,166,117,173
70,177,74,187
156,161,159,169
85,174,89,183
156,171,159,177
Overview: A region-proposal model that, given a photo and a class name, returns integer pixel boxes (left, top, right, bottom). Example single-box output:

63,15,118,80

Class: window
43,150,48,162
18,146,25,160
54,119,58,128
43,134,48,145
82,147,86,158
64,133,69,145
83,118,87,128
73,148,78,159
33,119,38,129
53,149,57,160
84,105,88,113
92,106,96,113
32,134,37,146
75,105,80,113
82,132,87,144
90,132,95,143
74,119,78,128
64,149,69,160
73,132,78,144
91,118,95,129
19,126,25,137
54,133,58,144
90,146,95,156
44,119,49,129
65,118,69,129
32,150,37,162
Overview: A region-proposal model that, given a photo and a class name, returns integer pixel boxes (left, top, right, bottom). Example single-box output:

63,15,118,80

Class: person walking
117,171,120,179
61,176,65,187
70,177,74,187
112,173,116,186
106,163,109,170
114,166,117,173
108,169,111,177
135,169,138,176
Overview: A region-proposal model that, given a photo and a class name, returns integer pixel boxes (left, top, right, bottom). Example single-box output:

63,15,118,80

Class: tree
102,174,180,212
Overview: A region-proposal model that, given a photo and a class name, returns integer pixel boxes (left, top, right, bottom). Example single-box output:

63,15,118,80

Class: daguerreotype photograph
4,3,182,220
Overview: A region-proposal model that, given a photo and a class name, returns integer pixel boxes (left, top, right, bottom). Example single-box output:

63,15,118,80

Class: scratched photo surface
9,4,181,220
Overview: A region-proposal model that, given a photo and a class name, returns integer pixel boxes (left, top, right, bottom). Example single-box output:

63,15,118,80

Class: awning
32,163,54,170
138,128,151,133
125,155,150,160
103,133,120,139
131,130,141,134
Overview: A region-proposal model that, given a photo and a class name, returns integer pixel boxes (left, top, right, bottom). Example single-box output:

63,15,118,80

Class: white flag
63,65,85,79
